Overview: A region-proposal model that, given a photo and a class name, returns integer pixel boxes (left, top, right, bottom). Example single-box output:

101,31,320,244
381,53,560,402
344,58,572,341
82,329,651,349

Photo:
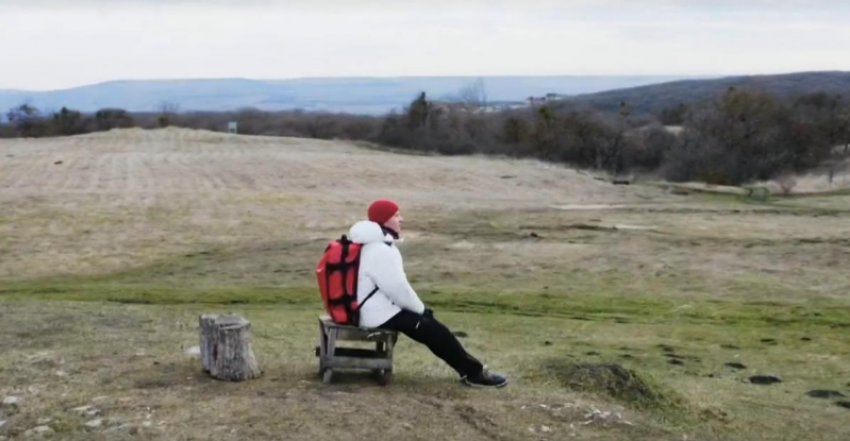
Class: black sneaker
462,368,508,388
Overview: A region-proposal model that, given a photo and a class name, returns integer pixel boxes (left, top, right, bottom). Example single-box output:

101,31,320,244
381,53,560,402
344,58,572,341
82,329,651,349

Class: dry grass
669,157,850,197
763,164,850,194
1,301,675,441
2,128,850,440
0,128,667,280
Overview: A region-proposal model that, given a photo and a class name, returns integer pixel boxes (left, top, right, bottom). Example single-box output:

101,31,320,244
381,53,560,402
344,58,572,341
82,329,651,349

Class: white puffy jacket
348,220,425,328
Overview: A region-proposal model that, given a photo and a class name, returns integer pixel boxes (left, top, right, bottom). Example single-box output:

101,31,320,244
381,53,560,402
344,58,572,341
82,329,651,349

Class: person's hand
423,308,435,319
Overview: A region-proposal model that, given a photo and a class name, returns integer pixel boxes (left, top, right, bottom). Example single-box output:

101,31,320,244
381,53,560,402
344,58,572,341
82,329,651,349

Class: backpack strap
332,236,355,320
360,286,380,309
352,285,380,327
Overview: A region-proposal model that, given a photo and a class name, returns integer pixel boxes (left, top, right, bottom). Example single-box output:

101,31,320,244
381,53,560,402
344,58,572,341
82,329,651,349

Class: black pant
379,310,484,378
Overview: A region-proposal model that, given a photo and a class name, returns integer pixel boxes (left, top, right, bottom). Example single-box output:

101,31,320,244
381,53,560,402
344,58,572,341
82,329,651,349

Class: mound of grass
545,361,684,411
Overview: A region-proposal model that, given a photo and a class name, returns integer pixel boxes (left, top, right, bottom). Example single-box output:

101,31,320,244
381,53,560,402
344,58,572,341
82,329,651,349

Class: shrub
6,103,48,137
95,108,135,131
51,107,88,136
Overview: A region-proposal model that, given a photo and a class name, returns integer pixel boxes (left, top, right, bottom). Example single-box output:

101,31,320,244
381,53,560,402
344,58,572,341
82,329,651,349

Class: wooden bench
317,316,398,385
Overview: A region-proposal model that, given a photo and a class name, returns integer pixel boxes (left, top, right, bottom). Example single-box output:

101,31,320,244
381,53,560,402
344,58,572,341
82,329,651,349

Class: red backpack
316,235,379,326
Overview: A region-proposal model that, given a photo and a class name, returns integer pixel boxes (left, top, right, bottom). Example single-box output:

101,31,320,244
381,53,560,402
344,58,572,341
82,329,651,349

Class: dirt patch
546,362,679,410
806,390,846,399
134,376,183,390
455,405,507,441
749,375,782,385
666,183,749,196
1,313,76,351
551,204,634,210
93,313,144,329
657,344,676,353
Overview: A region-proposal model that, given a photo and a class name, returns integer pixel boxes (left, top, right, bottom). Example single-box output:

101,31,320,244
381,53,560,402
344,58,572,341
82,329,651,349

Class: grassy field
1,128,849,440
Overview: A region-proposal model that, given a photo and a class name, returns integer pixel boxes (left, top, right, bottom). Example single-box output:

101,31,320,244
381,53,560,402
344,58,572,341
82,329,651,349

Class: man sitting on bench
348,199,508,388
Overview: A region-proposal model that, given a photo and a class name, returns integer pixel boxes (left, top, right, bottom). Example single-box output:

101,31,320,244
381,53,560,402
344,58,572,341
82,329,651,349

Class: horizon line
2,72,800,93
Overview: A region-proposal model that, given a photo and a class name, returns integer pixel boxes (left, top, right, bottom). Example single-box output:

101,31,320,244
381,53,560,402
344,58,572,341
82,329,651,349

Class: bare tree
457,78,488,111
157,101,180,127
95,108,134,131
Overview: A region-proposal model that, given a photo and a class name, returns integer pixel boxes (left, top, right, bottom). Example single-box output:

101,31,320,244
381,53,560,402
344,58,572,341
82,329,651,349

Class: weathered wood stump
199,313,261,381
199,314,218,373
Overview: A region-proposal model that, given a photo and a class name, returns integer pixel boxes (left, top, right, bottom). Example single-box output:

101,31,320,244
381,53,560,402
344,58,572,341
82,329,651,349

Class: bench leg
386,336,395,360
374,369,393,386
317,320,399,386
322,328,338,385
318,321,328,374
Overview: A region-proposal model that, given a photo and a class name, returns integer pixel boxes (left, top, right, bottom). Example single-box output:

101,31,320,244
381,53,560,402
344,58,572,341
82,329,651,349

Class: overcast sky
2,0,849,90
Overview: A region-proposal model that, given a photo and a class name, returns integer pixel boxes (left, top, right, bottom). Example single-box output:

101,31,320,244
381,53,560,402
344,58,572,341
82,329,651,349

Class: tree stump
199,314,218,373
198,313,261,381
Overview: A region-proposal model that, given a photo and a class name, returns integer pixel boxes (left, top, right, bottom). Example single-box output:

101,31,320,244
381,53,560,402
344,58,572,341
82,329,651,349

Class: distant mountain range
4,72,848,117
0,76,698,115
562,71,850,114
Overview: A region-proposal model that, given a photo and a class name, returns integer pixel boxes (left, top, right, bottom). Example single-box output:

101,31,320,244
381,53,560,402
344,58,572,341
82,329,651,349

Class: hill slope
563,71,850,114
2,129,850,441
0,127,669,279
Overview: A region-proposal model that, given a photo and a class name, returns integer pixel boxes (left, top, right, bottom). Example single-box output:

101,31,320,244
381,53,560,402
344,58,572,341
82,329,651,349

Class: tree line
2,87,849,186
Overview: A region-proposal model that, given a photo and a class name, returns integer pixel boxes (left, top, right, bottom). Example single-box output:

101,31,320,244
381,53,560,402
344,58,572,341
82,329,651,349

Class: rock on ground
71,405,94,415
85,419,103,429
24,425,54,437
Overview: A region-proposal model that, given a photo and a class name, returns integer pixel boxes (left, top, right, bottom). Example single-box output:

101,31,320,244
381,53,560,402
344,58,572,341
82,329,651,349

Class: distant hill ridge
3,72,848,116
0,76,697,115
562,71,850,114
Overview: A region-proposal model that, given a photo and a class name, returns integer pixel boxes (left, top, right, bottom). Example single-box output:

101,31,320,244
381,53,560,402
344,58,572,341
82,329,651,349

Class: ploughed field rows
0,127,672,280
0,128,847,301
0,127,659,205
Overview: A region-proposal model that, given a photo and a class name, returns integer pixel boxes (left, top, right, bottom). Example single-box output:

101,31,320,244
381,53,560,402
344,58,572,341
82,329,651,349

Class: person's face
384,212,403,235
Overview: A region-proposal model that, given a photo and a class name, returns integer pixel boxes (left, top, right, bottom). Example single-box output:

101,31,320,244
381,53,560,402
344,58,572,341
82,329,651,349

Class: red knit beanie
368,199,399,225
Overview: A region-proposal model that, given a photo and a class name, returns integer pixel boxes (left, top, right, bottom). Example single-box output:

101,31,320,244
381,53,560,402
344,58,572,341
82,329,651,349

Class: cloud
4,0,847,12
1,0,849,89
